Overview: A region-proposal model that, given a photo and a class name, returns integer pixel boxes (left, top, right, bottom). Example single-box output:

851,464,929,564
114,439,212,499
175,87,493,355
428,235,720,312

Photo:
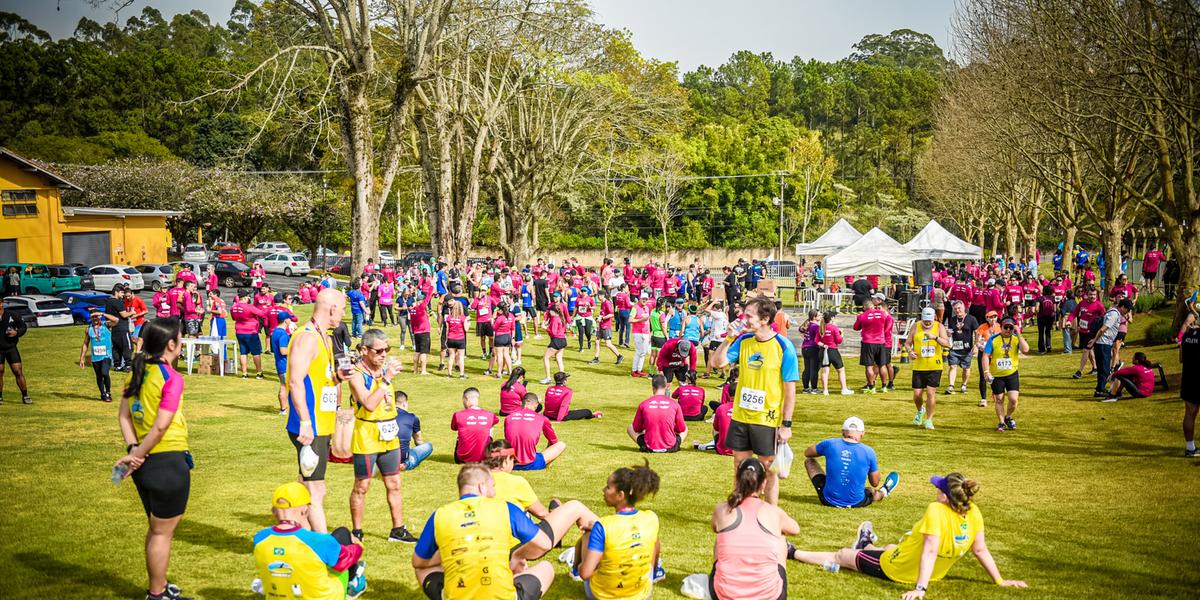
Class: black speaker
900,290,922,317
913,259,933,286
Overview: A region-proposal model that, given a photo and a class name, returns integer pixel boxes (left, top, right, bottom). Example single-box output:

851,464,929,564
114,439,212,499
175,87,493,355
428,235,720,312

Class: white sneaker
978,398,988,407
822,389,829,395
558,547,576,565
841,388,854,395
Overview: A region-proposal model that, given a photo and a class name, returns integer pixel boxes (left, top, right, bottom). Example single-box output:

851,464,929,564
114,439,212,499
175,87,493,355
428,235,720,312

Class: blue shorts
947,351,972,369
132,324,143,337
512,453,546,471
237,333,262,356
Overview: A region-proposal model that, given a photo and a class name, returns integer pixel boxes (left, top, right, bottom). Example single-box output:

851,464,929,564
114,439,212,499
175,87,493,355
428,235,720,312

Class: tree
638,148,687,258
785,130,836,243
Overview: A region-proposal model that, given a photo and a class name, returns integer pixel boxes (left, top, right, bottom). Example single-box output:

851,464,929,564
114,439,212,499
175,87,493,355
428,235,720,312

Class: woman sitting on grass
709,457,799,600
1104,351,1155,402
789,472,1027,599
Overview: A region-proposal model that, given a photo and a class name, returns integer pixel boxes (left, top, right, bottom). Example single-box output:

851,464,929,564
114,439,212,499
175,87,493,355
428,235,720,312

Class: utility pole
777,172,786,261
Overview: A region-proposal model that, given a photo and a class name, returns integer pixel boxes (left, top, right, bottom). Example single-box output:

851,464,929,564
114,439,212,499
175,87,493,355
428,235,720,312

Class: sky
2,0,958,72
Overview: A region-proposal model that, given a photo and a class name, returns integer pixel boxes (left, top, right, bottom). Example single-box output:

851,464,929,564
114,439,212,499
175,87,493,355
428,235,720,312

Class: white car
4,295,73,327
90,264,146,291
378,251,396,266
135,264,175,291
260,253,311,277
251,241,291,254
182,243,209,262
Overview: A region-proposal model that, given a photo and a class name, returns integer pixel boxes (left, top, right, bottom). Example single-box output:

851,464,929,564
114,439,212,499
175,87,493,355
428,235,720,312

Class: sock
1187,441,1196,452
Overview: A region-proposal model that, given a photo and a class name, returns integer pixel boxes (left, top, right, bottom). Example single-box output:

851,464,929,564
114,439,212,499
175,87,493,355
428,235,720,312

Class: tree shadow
219,403,280,415
13,551,144,597
175,519,252,554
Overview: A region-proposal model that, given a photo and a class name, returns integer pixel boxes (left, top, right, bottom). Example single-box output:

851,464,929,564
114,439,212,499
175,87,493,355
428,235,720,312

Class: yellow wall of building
0,158,172,265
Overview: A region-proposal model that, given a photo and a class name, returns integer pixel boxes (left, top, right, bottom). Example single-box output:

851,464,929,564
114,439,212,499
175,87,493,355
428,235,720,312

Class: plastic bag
680,574,713,600
773,442,794,479
299,444,320,477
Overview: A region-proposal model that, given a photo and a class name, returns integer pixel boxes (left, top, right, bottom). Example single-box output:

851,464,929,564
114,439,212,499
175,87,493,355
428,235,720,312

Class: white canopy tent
794,218,863,256
903,220,983,260
824,227,919,277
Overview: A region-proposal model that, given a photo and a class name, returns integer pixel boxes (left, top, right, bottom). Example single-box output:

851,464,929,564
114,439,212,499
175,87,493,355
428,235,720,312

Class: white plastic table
181,337,238,376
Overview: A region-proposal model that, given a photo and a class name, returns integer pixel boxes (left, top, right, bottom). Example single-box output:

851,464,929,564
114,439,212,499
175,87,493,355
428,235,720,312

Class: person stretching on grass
485,440,599,548
544,371,602,421
505,392,567,470
628,375,688,453
788,472,1027,599
802,416,899,508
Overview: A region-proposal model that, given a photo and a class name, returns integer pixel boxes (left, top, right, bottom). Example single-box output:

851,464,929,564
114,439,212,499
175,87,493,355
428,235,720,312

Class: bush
1144,319,1177,346
1134,293,1167,313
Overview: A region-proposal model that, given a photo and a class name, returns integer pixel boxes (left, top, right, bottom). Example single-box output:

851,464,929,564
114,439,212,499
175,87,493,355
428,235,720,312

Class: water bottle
111,463,129,485
822,561,840,573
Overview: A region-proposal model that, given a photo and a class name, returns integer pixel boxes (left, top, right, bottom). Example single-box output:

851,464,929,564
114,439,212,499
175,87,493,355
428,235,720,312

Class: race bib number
378,420,399,441
319,386,339,412
738,387,767,412
160,302,170,310
952,340,965,351
92,344,108,357
1024,293,1033,300
479,305,490,315
1077,319,1089,330
996,358,1013,370
920,345,937,358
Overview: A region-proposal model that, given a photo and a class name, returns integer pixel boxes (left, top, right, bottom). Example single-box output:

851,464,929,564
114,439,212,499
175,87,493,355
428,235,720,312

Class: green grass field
0,308,1196,600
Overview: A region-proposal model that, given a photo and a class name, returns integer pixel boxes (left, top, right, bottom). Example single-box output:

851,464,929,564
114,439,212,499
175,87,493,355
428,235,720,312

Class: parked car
215,246,245,263
260,253,310,277
250,241,291,254
58,290,110,324
135,264,176,291
90,264,145,291
212,260,253,287
166,261,210,288
182,243,209,262
49,264,93,291
3,295,73,328
0,262,82,295
378,250,396,266
324,255,352,275
400,251,433,269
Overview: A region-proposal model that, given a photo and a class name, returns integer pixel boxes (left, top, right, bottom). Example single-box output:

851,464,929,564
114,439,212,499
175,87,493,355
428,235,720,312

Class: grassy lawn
0,307,1195,599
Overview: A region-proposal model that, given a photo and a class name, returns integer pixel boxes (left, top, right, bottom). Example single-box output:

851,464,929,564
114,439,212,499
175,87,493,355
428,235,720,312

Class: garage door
0,239,14,263
62,231,111,266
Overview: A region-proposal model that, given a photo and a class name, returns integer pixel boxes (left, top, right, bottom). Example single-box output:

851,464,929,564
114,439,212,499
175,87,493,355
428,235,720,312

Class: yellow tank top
351,370,399,455
911,322,943,371
433,496,520,599
132,362,188,453
287,321,338,436
590,510,659,600
987,334,1021,377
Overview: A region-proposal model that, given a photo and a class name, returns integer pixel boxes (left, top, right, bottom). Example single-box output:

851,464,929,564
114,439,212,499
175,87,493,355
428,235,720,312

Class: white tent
903,220,983,260
824,227,919,277
794,218,863,256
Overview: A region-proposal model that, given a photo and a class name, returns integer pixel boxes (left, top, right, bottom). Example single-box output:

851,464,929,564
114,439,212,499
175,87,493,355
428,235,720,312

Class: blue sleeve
815,439,830,457
413,512,439,559
868,447,879,473
412,415,422,434
587,521,607,553
507,502,541,545
778,336,800,382
296,529,342,568
725,334,748,364
983,335,995,354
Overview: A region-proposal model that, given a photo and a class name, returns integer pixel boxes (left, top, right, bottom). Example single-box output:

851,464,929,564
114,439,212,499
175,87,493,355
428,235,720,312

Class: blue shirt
395,408,421,460
1076,251,1089,266
86,325,113,362
347,289,366,315
567,287,578,312
413,495,540,560
1053,254,1063,270
436,271,447,295
270,327,291,374
814,438,878,507
668,313,682,337
521,285,533,308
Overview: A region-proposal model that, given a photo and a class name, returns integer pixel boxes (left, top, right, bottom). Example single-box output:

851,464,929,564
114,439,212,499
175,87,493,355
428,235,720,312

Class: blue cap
277,311,296,322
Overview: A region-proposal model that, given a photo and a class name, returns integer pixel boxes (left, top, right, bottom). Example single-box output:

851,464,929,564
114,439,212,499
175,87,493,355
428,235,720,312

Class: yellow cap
272,482,311,509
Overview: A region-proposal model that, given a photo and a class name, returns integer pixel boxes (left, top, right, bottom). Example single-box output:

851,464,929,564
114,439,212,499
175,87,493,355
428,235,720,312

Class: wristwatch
915,584,927,592
781,419,793,428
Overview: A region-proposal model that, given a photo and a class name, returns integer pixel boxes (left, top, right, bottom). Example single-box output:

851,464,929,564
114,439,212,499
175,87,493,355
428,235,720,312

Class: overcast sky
2,0,957,72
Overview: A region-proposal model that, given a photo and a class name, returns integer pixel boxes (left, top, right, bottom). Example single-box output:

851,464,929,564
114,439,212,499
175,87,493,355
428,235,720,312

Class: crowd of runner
0,244,1192,600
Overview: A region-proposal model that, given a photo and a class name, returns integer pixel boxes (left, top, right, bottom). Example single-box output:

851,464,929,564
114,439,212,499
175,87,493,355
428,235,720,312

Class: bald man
285,288,348,532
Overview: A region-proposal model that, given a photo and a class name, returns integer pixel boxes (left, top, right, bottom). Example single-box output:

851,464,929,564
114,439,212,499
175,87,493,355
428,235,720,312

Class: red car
215,246,245,263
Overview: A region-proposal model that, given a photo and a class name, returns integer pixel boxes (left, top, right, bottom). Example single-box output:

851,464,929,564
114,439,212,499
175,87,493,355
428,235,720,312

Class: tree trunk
1004,221,1017,260
989,231,1000,258
1062,225,1077,266
1173,235,1199,330
1097,217,1125,290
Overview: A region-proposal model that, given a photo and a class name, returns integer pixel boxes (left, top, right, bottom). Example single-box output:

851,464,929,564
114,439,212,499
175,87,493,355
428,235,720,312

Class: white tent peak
795,218,863,256
824,227,919,277
903,220,982,260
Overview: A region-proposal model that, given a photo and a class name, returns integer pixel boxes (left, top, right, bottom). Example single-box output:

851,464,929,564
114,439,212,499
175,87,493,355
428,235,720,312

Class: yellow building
0,148,177,265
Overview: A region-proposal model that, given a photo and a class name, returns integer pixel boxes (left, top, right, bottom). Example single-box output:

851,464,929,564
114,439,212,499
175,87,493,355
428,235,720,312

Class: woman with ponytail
789,472,1026,598
709,457,799,600
113,317,195,600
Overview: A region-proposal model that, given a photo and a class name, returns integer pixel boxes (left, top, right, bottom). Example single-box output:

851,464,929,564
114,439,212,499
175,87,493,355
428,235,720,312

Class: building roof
0,147,82,190
61,206,182,218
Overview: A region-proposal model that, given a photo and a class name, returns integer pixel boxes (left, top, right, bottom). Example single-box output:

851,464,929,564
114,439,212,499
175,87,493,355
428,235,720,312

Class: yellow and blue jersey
911,322,943,371
351,372,399,455
880,502,984,584
726,333,799,427
984,334,1021,377
285,322,338,437
414,495,541,600
131,363,188,453
252,525,347,599
586,509,660,600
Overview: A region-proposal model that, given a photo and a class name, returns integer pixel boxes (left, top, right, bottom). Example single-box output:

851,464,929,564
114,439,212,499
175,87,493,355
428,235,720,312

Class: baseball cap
842,416,865,432
677,339,693,356
1000,317,1017,328
277,311,296,322
985,310,998,318
871,292,886,301
272,482,311,509
273,292,284,303
921,307,935,321
930,474,953,497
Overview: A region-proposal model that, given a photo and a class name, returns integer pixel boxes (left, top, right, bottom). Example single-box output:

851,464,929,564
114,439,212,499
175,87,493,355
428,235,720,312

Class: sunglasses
1002,326,1015,331
366,346,391,354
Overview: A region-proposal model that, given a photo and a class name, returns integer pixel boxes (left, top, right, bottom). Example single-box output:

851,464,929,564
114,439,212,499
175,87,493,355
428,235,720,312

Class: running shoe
996,422,1006,432
978,398,988,407
853,521,877,550
1186,448,1198,458
352,529,364,543
346,562,367,599
1072,370,1082,379
388,526,418,543
1093,390,1109,398
886,383,895,391
459,374,467,380
616,355,624,365
1088,368,1097,375
959,384,967,393
147,582,193,600
539,377,552,385
256,372,265,380
21,395,31,404
841,388,854,395
589,358,599,365
912,408,925,425
786,542,797,561
1113,361,1124,372
881,472,900,497
1005,417,1017,430
923,418,935,430
1101,395,1120,403
859,385,874,393
944,387,956,395
278,408,287,416
558,546,576,565
652,559,666,583
823,389,829,396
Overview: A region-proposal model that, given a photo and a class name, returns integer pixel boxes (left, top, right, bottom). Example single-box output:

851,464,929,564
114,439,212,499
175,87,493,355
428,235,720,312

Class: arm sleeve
159,372,183,412
983,336,995,355
779,339,800,382
912,504,942,537
508,502,541,545
725,336,742,364
413,512,439,559
542,418,558,445
675,404,686,433
587,521,607,553
632,406,644,433
413,415,422,435
689,347,697,370
853,314,864,331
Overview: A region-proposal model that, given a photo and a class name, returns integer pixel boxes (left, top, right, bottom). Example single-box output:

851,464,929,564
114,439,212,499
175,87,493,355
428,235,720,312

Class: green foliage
1135,294,1169,314
1144,319,1176,346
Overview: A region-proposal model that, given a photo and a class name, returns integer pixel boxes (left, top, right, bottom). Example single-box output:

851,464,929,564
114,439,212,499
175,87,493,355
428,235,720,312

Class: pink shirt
818,323,843,348
153,291,171,318
1070,300,1107,334
410,293,432,334
504,408,559,465
1113,364,1154,396
598,300,614,328
853,309,892,345
1005,284,1024,305
631,395,686,451
1143,250,1164,272
546,312,567,338
543,385,574,421
492,311,513,336
181,292,200,320
446,315,467,340
614,292,631,311
575,296,594,318
167,287,186,318
451,407,498,463
499,381,528,415
631,303,651,334
230,301,265,334
713,402,734,456
671,385,705,418
378,282,394,305
471,297,493,323
206,273,217,290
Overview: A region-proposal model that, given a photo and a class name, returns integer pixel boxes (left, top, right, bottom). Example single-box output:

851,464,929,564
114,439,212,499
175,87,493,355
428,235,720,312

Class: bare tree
638,150,686,259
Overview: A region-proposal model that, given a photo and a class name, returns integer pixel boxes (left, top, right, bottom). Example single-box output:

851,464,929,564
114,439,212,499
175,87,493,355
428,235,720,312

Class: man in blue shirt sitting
394,391,433,471
802,416,899,508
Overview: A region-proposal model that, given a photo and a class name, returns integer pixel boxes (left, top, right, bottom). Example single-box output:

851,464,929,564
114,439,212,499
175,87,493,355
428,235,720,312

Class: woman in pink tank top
710,458,799,600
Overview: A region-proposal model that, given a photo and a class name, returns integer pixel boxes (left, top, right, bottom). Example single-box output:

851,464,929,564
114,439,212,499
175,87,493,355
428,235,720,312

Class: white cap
842,416,865,432
921,307,936,321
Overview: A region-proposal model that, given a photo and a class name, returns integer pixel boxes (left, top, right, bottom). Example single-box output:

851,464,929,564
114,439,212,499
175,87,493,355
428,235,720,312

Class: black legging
801,345,820,389
92,358,112,397
1036,315,1054,353
378,303,394,326
978,352,988,400
112,328,132,369
556,409,597,421
576,319,594,350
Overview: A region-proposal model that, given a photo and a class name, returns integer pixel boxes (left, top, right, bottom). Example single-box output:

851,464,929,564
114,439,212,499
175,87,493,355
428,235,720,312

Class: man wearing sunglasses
982,318,1029,431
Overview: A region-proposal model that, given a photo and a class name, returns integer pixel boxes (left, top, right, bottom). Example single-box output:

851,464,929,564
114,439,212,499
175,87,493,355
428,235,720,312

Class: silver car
135,264,176,291
182,243,209,262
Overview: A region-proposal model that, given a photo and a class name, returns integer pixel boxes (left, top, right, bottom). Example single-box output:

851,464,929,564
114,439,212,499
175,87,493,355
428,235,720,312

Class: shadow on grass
587,443,641,453
231,511,276,528
426,453,460,466
196,587,257,600
219,403,280,415
14,551,144,597
176,519,252,554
